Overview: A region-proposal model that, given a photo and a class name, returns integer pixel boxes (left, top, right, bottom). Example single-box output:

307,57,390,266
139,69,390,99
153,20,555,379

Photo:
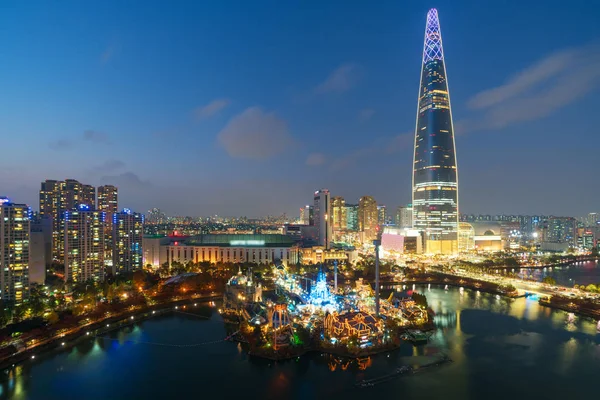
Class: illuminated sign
0,197,10,205
229,240,265,246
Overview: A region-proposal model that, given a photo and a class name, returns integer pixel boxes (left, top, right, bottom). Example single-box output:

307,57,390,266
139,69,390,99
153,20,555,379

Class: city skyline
1,1,599,217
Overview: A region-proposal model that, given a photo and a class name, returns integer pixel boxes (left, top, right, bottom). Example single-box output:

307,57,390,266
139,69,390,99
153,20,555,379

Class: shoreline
493,257,599,270
0,293,222,371
394,278,600,321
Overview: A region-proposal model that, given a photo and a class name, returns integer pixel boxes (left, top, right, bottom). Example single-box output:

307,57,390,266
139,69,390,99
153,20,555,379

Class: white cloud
194,99,230,120
330,132,412,171
358,108,375,122
217,107,293,160
464,44,600,131
315,63,358,94
48,138,73,150
83,130,111,144
306,153,326,166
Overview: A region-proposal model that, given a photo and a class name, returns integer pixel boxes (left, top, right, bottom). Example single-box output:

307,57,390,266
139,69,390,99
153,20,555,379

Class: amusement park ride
222,256,429,349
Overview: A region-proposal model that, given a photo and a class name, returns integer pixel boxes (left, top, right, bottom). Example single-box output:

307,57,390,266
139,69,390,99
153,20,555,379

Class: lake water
518,260,600,286
2,286,599,400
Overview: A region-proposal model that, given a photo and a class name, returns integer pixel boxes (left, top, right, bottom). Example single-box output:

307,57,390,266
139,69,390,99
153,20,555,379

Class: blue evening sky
0,0,598,217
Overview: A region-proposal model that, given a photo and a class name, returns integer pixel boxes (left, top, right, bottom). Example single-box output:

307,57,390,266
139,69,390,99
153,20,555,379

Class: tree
592,246,599,257
46,311,59,324
412,292,428,308
542,276,557,286
585,284,597,293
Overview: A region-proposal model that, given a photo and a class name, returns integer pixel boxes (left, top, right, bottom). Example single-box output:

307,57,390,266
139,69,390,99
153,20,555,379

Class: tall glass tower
412,9,458,254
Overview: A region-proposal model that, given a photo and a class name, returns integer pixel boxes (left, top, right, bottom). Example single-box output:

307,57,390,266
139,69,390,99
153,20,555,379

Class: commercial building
300,246,358,265
0,198,30,303
381,227,423,254
358,196,378,242
396,205,413,229
331,196,346,231
64,205,106,282
313,189,332,248
470,222,503,252
283,224,318,244
345,204,358,231
112,209,144,274
142,234,299,268
377,205,387,225
412,9,459,255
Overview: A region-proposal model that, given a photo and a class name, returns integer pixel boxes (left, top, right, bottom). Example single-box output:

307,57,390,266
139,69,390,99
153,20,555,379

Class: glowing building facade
314,189,332,249
358,196,378,242
0,198,30,303
64,205,106,282
98,185,118,269
412,9,459,254
331,196,346,231
112,209,144,274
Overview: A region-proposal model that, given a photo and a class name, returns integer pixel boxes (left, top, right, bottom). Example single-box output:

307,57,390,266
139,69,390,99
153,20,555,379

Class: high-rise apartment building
412,9,459,254
39,180,65,260
98,185,118,214
345,204,359,231
545,217,576,246
358,196,378,242
112,209,144,274
30,214,52,285
300,205,313,225
64,179,95,209
396,205,413,229
377,205,387,226
331,196,347,231
0,198,30,303
586,213,598,227
39,179,96,260
313,189,332,248
98,185,118,269
64,205,105,282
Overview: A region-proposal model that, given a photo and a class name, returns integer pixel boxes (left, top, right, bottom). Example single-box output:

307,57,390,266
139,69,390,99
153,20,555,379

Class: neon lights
423,9,444,64
229,240,265,246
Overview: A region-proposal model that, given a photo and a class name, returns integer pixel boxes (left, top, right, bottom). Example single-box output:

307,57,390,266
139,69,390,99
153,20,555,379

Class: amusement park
220,255,431,360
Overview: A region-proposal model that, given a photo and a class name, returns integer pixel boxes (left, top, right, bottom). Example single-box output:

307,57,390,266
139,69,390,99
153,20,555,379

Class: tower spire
423,8,444,63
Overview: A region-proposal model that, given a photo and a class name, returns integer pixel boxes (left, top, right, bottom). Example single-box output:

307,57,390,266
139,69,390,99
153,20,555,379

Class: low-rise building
143,234,299,268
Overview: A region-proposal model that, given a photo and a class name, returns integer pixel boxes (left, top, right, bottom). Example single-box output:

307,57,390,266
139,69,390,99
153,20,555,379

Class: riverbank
497,256,599,270
539,296,600,320
395,275,600,321
387,272,519,298
0,293,222,370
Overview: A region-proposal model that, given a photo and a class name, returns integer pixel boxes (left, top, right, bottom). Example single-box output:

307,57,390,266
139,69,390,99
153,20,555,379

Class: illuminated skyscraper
331,196,346,231
112,209,144,274
39,179,96,260
313,189,331,248
358,196,378,242
0,198,30,303
412,9,459,254
98,185,118,268
396,204,413,229
377,205,387,225
98,185,118,215
64,205,106,282
345,204,358,231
